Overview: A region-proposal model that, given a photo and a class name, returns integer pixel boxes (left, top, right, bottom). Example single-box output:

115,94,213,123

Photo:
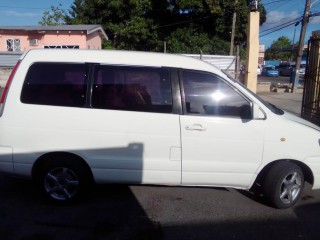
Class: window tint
92,65,172,113
181,70,251,118
21,63,87,107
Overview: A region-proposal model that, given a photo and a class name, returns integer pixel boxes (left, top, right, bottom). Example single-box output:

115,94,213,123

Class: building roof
0,25,108,40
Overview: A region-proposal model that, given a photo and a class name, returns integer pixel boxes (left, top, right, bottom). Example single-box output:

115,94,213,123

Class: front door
180,70,265,188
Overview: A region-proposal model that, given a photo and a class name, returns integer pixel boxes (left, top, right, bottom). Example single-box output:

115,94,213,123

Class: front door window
181,70,251,119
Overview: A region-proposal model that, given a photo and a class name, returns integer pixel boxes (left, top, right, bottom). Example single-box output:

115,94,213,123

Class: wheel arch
31,151,94,183
254,159,314,187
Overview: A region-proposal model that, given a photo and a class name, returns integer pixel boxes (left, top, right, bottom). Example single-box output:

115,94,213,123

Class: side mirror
239,103,265,120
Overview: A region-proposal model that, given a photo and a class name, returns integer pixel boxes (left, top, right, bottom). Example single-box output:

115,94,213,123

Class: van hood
283,111,320,131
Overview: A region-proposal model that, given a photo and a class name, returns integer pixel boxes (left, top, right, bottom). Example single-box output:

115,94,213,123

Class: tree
38,4,67,26
51,0,268,53
265,36,292,61
211,36,231,55
66,0,158,50
166,28,212,53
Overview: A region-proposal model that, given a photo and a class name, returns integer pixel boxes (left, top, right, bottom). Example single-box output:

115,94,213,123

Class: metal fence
183,54,236,71
301,32,320,125
0,51,22,67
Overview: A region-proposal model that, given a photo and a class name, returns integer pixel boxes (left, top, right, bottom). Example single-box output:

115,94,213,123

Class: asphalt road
1,173,320,240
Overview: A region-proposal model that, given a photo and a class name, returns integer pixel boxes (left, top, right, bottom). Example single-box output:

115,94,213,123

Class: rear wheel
263,162,304,209
35,158,92,203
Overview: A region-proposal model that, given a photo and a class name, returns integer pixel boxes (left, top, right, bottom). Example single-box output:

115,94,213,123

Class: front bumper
304,156,320,189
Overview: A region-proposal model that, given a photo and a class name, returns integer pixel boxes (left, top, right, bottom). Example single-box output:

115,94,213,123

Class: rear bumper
0,146,14,174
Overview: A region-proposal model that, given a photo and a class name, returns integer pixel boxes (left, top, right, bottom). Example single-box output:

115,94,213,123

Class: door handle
185,124,206,131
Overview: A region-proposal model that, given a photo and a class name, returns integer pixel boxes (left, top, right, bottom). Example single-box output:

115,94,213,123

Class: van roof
22,49,221,74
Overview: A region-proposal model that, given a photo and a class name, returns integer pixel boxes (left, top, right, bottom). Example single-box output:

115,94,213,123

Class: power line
260,10,320,37
260,16,302,33
154,16,213,29
309,10,320,16
263,0,290,6
263,0,295,12
260,18,302,37
260,22,298,37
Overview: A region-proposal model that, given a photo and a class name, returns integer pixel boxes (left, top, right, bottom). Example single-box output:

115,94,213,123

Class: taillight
0,61,21,115
0,61,20,104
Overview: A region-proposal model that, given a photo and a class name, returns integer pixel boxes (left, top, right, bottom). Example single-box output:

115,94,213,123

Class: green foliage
211,36,231,55
265,36,292,61
41,0,268,53
65,0,158,50
102,39,113,49
166,28,212,53
115,17,158,50
38,4,67,26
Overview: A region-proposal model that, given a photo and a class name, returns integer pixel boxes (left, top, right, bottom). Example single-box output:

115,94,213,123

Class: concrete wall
86,32,102,49
245,12,260,93
42,32,87,48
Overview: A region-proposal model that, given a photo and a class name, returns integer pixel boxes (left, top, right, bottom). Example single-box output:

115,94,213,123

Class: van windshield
222,70,284,115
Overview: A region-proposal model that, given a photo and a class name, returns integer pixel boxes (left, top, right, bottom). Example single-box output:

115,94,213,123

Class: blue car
262,66,279,77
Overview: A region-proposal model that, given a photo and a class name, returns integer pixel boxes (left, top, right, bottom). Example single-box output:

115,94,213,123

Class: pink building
0,25,108,51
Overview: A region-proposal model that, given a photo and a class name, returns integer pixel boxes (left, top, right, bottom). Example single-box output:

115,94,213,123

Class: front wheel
263,162,304,209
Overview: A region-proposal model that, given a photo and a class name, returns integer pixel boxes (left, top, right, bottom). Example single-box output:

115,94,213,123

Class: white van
0,49,319,208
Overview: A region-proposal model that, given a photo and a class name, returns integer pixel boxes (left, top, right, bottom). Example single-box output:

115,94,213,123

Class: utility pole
230,0,238,56
291,21,300,61
235,44,240,80
291,0,310,93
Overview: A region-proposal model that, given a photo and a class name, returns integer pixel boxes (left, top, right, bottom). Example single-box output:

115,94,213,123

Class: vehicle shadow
294,202,320,239
0,176,162,240
2,174,320,240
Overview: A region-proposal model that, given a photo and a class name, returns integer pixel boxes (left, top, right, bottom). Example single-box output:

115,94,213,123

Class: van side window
92,65,173,113
21,63,87,107
181,70,251,118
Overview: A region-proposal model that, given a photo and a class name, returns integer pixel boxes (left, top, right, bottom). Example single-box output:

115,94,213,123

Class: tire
263,162,304,209
35,158,92,203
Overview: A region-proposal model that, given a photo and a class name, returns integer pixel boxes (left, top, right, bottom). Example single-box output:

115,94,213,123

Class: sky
0,0,74,25
0,0,319,49
260,0,320,48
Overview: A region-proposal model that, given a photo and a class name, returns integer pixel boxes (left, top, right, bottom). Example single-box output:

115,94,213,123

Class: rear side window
92,65,173,113
21,63,87,107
